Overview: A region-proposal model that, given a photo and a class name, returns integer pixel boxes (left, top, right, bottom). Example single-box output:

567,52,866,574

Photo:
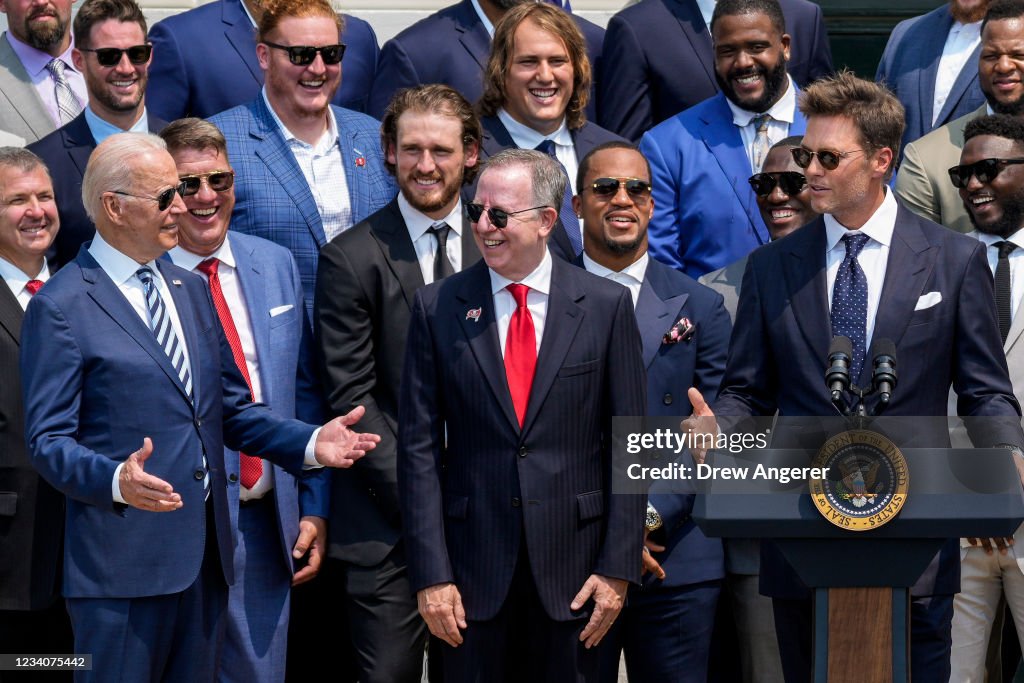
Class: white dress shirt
497,109,579,192
934,20,982,126
582,252,647,307
490,251,553,356
973,228,1024,324
726,75,797,174
0,256,49,310
824,188,899,352
262,88,353,242
397,194,464,284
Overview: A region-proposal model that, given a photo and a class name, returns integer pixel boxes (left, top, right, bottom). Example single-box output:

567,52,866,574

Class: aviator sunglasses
947,158,1024,189
262,41,346,66
791,147,864,171
78,44,152,67
466,202,550,228
111,180,188,212
584,177,652,200
179,171,235,196
748,171,807,197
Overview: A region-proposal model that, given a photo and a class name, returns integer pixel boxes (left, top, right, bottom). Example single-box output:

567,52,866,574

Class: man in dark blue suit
697,72,1024,683
368,0,604,122
161,118,330,683
28,0,167,268
19,132,379,682
599,0,832,143
876,0,988,155
573,142,731,683
472,2,624,263
398,148,646,681
147,0,378,118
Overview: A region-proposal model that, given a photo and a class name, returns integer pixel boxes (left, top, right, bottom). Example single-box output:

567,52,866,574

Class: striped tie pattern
45,59,82,125
136,267,193,402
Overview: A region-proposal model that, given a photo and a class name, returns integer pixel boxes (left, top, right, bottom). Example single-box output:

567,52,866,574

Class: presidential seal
808,429,909,531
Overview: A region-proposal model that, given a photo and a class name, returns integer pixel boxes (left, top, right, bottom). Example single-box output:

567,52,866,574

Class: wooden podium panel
827,588,893,683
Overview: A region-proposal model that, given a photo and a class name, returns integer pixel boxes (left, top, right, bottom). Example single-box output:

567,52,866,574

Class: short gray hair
480,148,565,210
0,147,49,179
82,132,167,222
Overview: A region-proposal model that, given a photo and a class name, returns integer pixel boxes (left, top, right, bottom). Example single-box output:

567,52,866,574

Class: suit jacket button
663,393,673,405
194,418,202,428
194,469,205,481
518,446,528,458
228,473,238,483
512,497,521,507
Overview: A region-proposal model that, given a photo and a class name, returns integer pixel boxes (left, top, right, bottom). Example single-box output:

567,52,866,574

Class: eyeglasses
110,181,188,212
947,158,1024,188
791,147,865,171
748,171,807,197
179,170,235,196
466,202,550,228
77,44,152,67
262,41,346,66
584,177,652,200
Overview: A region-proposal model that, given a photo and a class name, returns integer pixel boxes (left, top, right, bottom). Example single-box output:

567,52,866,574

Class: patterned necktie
831,233,871,382
505,284,537,428
136,266,193,402
535,139,583,256
197,258,264,489
995,241,1018,344
751,114,772,173
25,279,44,296
427,222,456,282
45,59,82,125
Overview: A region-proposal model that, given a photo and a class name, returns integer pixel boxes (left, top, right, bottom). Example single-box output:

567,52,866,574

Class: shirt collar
88,230,162,287
696,0,716,30
397,193,463,243
726,75,796,128
973,227,1024,252
261,86,339,151
497,108,573,150
84,106,149,145
489,249,553,297
824,187,898,252
5,31,79,78
0,254,49,289
168,235,236,272
470,0,496,37
240,0,258,29
581,251,648,285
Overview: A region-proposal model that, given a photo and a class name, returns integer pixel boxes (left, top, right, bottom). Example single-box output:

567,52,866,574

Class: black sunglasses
111,180,188,212
466,202,550,229
179,171,235,196
78,44,152,67
262,40,346,66
585,177,652,200
947,158,1024,189
748,171,807,197
791,147,864,171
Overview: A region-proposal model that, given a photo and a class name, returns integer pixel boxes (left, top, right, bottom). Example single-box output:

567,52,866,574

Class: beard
950,0,989,24
982,80,1024,117
22,8,67,51
716,56,789,113
400,172,463,215
601,229,646,257
967,194,1024,238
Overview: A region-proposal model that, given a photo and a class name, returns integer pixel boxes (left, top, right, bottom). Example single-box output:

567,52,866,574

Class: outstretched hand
680,387,718,464
314,406,381,468
118,437,183,511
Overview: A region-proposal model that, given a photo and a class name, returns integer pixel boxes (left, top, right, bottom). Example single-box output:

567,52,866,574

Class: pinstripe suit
209,97,397,315
398,257,646,680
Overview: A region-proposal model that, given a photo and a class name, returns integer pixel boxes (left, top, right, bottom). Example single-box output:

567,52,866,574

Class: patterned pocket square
663,317,696,344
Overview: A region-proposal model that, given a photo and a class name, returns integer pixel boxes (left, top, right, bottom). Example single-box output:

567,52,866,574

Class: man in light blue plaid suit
209,0,396,317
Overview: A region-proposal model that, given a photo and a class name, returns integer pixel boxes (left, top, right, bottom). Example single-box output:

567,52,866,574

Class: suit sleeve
20,293,119,509
146,21,190,121
397,290,454,590
640,130,686,273
596,15,652,143
314,239,400,517
367,38,420,120
894,142,943,225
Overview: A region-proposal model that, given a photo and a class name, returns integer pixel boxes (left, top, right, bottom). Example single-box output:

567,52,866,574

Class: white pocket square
914,292,942,311
269,304,293,317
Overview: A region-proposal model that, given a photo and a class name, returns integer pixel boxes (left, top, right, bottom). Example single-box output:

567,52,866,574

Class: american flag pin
171,279,182,286
466,307,482,322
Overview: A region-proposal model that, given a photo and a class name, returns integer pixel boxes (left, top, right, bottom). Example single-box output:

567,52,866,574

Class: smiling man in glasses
398,147,645,682
28,0,167,269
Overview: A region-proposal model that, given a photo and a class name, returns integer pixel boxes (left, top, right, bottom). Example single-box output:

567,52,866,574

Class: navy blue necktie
831,233,871,382
535,139,583,256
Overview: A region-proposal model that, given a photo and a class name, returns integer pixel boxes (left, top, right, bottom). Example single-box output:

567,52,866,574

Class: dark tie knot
135,266,154,287
507,283,530,308
997,241,1018,259
428,222,450,243
197,257,220,277
534,139,557,158
842,233,870,259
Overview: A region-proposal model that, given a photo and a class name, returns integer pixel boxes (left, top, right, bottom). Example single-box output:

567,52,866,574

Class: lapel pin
171,279,183,286
466,307,482,322
353,147,366,167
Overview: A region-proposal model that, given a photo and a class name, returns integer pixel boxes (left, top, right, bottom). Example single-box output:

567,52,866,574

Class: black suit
0,274,72,676
27,112,168,267
313,198,481,681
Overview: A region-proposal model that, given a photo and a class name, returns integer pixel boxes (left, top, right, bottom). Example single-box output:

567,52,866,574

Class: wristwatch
645,502,663,532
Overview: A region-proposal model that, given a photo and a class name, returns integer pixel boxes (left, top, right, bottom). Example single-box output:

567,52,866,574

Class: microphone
826,336,853,405
870,339,898,407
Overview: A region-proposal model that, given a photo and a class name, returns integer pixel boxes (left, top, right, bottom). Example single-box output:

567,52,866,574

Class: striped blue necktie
136,266,193,402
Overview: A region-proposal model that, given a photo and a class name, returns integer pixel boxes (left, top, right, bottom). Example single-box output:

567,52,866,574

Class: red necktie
197,258,263,489
25,279,43,295
504,284,537,427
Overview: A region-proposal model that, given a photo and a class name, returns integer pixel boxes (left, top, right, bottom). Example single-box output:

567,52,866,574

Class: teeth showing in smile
609,216,633,224
771,209,795,220
111,80,135,87
300,79,325,88
415,178,440,186
483,239,503,247
191,208,217,216
21,225,45,233
971,196,994,206
736,74,760,84
530,88,556,99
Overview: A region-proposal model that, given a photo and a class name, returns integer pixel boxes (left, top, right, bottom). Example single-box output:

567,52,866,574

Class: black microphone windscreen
829,336,853,357
870,338,897,360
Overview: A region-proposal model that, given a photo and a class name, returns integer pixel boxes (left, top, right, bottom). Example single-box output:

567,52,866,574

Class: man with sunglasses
398,148,646,682
19,132,381,683
696,72,1023,683
571,141,730,683
640,0,808,280
158,118,330,683
28,0,167,269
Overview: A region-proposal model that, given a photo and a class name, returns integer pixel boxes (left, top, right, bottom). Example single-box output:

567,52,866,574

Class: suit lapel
372,199,425,309
913,8,954,134
223,0,263,83
935,42,981,126
666,0,716,90
157,261,202,407
230,235,271,401
461,207,482,267
62,114,96,179
635,266,687,369
455,0,492,71
336,108,372,223
480,116,516,159
456,262,520,432
0,283,22,346
783,219,831,362
0,35,52,139
570,123,601,161
1005,299,1024,355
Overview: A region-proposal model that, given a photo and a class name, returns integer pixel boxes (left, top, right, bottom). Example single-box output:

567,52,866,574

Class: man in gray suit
0,0,86,142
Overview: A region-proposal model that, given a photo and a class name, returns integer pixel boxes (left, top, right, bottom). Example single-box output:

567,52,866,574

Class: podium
693,445,1024,683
